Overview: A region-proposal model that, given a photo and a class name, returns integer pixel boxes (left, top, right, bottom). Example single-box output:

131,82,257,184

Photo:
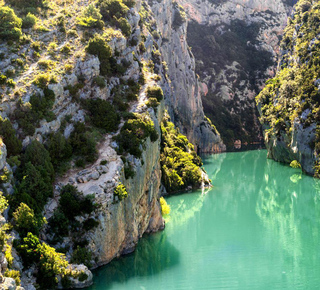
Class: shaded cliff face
256,0,320,175
178,0,296,149
149,0,225,153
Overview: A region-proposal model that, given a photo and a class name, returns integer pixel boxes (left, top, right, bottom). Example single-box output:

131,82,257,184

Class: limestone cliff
256,0,320,175
178,0,296,148
0,0,218,288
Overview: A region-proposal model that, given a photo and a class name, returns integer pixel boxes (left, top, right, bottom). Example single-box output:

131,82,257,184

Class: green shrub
160,113,203,193
84,98,120,132
160,196,170,216
146,86,163,101
86,34,112,76
33,73,55,88
114,114,158,158
114,182,128,200
45,132,72,168
12,141,54,214
71,246,92,268
0,117,22,157
6,0,44,7
4,270,20,286
49,209,69,237
77,4,104,29
22,13,37,29
0,6,22,40
146,97,160,111
99,0,129,21
93,76,106,88
59,185,96,221
69,122,97,162
116,17,131,37
13,203,43,237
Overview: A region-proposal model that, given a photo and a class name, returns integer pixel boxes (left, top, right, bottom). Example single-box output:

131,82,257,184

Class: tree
13,203,42,237
86,34,112,76
0,117,22,157
0,6,22,40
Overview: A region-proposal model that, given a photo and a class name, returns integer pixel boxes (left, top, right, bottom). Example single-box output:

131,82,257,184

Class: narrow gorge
0,0,319,289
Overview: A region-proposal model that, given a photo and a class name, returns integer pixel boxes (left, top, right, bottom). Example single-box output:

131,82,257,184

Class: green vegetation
160,113,205,193
13,89,55,136
0,117,22,157
114,182,128,200
22,13,38,29
77,4,104,29
13,203,44,237
71,246,92,267
84,98,120,132
0,6,22,40
160,197,170,216
49,185,97,240
15,233,69,288
11,140,54,214
86,34,112,76
256,0,320,175
172,1,186,29
114,113,158,158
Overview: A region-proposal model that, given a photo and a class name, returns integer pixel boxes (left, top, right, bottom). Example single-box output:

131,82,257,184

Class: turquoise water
87,150,320,289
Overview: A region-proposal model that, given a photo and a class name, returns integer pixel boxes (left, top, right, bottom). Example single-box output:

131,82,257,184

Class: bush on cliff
86,34,112,76
0,7,22,41
160,113,204,193
84,98,120,132
114,114,158,158
0,117,22,157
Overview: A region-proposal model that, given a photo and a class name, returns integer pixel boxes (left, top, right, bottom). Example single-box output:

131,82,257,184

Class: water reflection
90,233,180,289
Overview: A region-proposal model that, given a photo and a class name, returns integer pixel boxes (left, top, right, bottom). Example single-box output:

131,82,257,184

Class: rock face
178,0,296,148
150,0,225,153
256,0,320,175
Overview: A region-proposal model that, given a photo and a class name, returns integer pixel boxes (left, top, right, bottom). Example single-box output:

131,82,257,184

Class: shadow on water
88,232,180,289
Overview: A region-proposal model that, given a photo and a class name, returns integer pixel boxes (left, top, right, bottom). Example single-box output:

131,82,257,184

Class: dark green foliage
6,0,44,7
13,89,55,136
22,13,37,29
12,141,54,214
114,114,158,158
172,2,186,29
69,122,98,163
83,218,99,231
116,17,131,37
59,185,96,220
71,246,92,268
160,114,204,193
0,117,22,157
15,232,69,288
45,132,72,171
98,0,129,21
86,34,112,76
93,76,106,88
84,98,120,132
146,86,163,101
0,6,22,41
49,209,69,237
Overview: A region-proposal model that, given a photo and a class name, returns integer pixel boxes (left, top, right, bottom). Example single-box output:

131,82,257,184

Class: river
87,150,320,289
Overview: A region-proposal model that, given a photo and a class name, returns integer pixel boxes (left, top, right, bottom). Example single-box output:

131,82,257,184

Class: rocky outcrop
256,0,320,175
178,0,296,148
150,0,225,153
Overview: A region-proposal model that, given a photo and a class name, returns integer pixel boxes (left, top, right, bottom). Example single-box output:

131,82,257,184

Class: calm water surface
87,150,320,289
